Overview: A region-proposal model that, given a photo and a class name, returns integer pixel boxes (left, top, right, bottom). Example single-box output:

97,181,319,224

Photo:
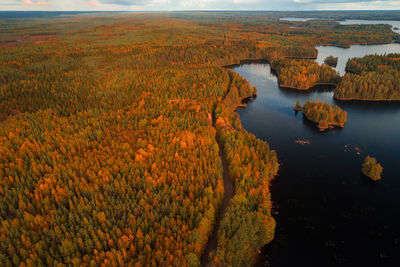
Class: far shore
279,82,338,91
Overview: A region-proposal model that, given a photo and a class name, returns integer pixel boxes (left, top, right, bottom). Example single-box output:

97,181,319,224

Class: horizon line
1,10,400,12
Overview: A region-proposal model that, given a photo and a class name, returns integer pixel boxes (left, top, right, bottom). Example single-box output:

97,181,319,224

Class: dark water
232,57,400,266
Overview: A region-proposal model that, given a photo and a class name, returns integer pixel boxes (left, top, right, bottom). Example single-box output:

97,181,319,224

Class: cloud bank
0,0,399,11
23,0,49,5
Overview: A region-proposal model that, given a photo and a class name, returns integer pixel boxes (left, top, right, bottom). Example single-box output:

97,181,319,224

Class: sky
0,0,400,11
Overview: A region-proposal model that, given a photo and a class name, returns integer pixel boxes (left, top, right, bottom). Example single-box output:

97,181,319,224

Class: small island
394,27,399,30
324,56,338,67
362,156,383,181
295,100,347,131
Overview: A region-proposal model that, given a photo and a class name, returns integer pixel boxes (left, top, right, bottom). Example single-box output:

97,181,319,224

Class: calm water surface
232,45,400,266
316,43,400,75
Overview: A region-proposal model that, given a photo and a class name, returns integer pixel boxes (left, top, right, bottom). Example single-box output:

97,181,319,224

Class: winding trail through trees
200,113,234,266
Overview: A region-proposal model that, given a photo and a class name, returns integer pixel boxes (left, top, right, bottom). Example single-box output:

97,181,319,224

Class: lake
339,19,400,34
280,17,400,34
232,44,400,267
316,43,400,76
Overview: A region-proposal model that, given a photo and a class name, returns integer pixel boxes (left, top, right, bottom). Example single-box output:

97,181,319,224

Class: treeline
277,19,399,48
335,54,400,100
210,71,279,266
345,53,400,73
272,59,340,90
274,11,400,21
318,24,397,48
300,100,347,130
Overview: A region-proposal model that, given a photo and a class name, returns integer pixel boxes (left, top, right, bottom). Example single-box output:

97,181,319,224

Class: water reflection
316,43,400,75
333,99,400,112
232,61,400,267
279,85,335,96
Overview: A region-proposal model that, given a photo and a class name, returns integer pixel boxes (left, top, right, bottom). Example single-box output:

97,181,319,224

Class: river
231,43,400,266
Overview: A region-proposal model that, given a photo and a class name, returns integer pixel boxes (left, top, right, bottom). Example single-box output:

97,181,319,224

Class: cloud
23,0,49,5
0,0,399,11
234,0,261,4
295,0,392,2
99,0,149,5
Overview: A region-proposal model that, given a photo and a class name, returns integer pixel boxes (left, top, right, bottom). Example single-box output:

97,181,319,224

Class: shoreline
334,96,400,102
316,40,399,49
211,42,398,265
200,67,271,266
302,113,345,131
222,58,270,69
279,82,338,91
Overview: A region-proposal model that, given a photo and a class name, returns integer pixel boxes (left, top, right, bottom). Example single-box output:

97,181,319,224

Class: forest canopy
298,100,347,131
335,54,400,100
362,156,383,181
273,59,340,90
0,12,398,266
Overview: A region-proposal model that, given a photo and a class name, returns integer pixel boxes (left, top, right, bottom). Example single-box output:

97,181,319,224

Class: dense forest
299,100,347,130
0,12,398,266
335,54,400,100
209,71,278,265
273,59,340,90
345,53,400,73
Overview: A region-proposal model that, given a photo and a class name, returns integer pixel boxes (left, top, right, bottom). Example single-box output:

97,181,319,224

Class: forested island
335,54,400,100
297,100,347,130
273,59,341,90
324,56,338,67
0,11,399,267
362,156,383,181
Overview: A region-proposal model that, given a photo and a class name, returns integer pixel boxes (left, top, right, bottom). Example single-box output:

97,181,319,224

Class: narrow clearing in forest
200,113,234,266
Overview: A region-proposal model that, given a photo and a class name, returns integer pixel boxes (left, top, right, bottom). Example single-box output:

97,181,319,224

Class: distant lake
316,43,400,75
340,19,400,34
280,17,400,34
232,43,400,266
